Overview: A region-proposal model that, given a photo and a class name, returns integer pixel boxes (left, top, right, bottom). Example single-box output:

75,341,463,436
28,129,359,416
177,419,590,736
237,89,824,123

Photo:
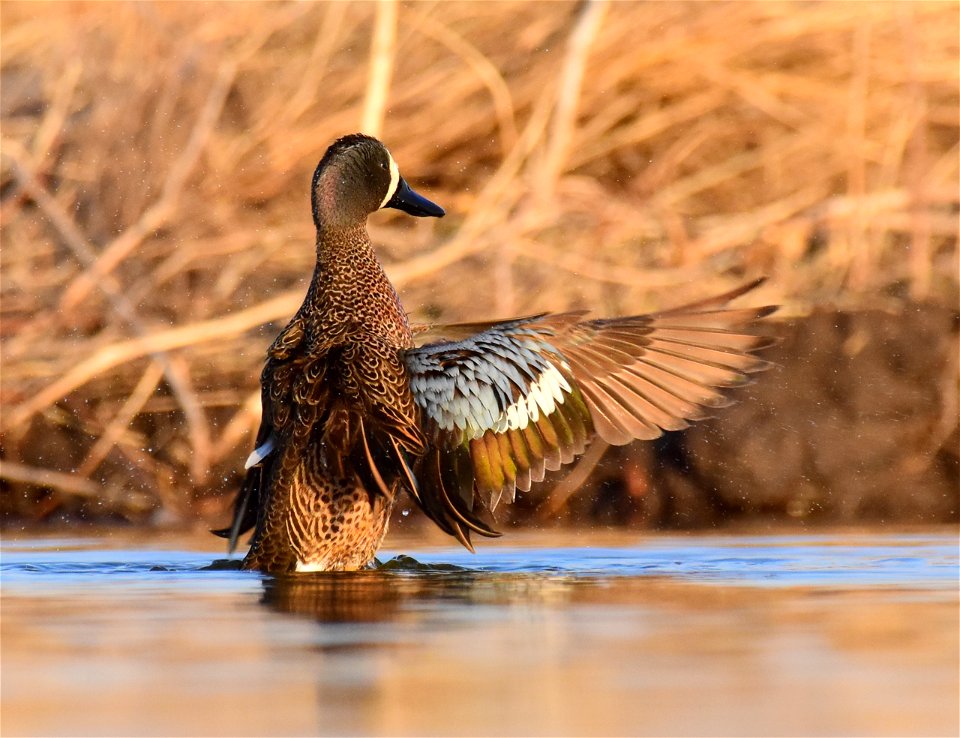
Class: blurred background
1,1,957,533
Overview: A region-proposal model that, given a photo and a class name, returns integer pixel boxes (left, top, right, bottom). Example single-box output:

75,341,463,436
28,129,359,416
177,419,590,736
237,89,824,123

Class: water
2,530,958,736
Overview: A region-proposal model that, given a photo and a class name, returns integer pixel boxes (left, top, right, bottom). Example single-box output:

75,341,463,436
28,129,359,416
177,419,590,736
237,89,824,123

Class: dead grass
1,1,957,525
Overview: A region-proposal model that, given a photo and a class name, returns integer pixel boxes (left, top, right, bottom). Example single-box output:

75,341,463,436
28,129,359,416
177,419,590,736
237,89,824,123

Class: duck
215,133,776,573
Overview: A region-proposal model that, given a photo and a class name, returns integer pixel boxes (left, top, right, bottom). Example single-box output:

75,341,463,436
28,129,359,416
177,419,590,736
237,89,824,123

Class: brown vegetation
1,1,957,528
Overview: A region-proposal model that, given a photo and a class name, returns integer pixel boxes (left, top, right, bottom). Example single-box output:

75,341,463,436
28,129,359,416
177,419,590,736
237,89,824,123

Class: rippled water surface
2,530,958,736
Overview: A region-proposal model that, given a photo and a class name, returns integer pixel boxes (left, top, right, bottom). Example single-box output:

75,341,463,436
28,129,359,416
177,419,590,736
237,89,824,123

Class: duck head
310,133,445,230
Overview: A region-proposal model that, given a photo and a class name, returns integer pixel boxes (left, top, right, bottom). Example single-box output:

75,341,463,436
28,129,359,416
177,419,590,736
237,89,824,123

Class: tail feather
212,463,263,553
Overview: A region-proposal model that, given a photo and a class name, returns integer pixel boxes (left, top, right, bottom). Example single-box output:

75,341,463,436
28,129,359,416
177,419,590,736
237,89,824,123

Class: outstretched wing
403,279,777,547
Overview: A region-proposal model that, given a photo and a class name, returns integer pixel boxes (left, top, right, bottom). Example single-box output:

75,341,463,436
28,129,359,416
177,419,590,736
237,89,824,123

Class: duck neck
309,223,380,299
305,224,410,345
314,223,372,269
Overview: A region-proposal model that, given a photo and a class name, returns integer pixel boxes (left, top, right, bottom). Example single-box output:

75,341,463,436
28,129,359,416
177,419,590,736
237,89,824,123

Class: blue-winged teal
216,133,776,573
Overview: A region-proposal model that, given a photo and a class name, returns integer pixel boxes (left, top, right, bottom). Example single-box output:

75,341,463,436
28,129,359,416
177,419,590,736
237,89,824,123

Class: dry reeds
1,1,957,525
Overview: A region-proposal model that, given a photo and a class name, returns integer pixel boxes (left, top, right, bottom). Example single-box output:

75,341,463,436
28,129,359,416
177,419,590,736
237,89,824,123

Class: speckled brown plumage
216,133,777,573
241,226,421,572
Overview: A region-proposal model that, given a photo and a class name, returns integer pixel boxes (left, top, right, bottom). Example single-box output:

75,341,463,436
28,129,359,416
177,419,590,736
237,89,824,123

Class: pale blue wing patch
244,433,277,469
405,323,574,441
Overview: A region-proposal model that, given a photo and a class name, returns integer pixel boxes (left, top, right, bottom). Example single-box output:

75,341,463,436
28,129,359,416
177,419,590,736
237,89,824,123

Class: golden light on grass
1,2,957,523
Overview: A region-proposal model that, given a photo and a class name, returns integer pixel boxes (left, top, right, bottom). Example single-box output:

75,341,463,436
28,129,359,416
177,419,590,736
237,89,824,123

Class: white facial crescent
379,153,400,209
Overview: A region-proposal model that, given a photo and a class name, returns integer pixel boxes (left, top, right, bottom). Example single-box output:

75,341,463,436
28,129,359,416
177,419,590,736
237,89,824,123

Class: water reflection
260,566,581,623
262,572,412,622
2,532,957,736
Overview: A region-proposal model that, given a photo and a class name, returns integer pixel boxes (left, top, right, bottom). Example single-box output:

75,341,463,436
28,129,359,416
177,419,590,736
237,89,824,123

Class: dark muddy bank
498,304,959,530
2,305,958,532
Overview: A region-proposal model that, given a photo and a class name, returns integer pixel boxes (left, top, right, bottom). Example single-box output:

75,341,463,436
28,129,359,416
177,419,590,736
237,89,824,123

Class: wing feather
521,422,550,484
494,431,519,503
